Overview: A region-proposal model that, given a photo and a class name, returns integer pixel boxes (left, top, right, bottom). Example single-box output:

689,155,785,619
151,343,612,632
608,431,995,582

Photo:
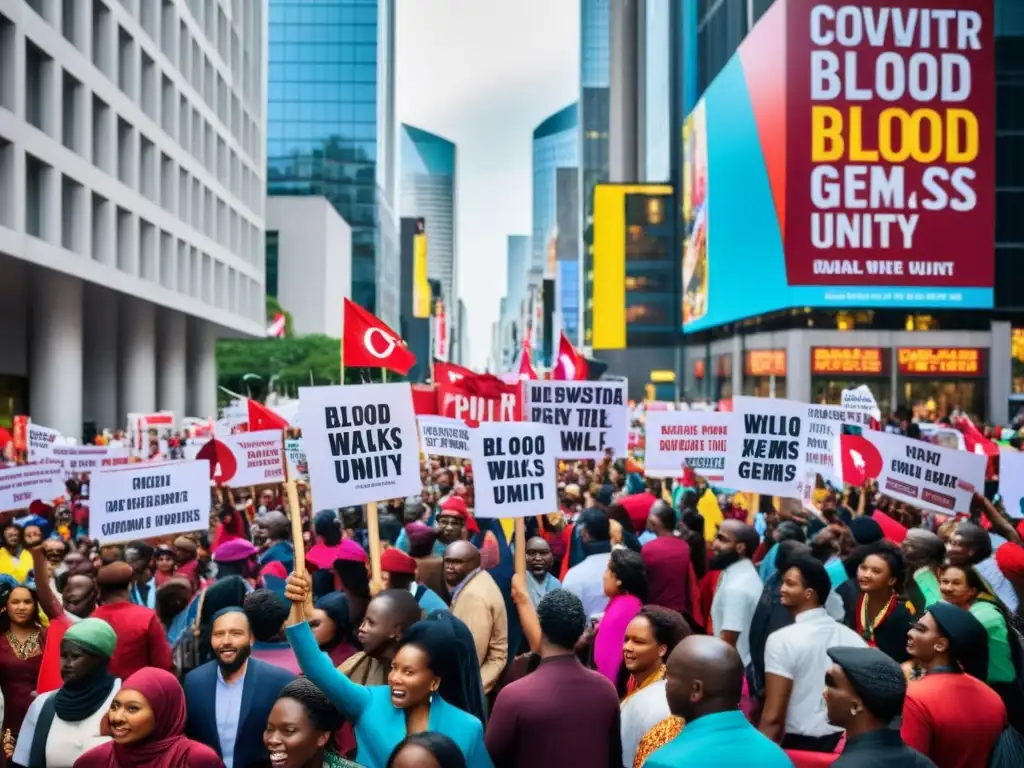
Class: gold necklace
859,593,893,643
6,629,41,660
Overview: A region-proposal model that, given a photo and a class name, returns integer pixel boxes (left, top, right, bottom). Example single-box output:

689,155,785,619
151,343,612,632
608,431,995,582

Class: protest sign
644,411,734,482
299,382,421,508
284,438,308,482
0,465,66,513
27,423,62,462
418,416,473,460
804,403,867,479
999,452,1024,519
197,431,286,486
841,385,882,423
525,380,628,460
48,445,130,475
836,429,986,515
88,460,209,544
723,396,808,497
470,421,558,519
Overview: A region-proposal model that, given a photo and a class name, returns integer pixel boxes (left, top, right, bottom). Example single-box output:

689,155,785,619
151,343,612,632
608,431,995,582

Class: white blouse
12,680,120,768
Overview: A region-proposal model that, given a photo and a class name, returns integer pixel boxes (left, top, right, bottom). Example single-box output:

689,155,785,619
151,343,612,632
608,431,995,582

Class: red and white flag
343,298,416,375
510,341,538,381
266,313,286,338
552,331,587,381
247,399,290,432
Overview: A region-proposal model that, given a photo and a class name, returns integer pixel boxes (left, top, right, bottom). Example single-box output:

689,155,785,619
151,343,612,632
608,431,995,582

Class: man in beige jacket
443,540,508,693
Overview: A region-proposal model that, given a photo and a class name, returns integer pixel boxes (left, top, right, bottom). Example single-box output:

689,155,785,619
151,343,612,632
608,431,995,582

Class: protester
0,522,32,583
124,543,157,610
406,523,446,599
620,606,691,768
264,677,363,768
310,592,359,667
245,588,302,673
152,546,176,588
91,563,173,679
13,618,120,768
708,521,763,670
844,541,913,663
824,646,936,767
486,589,621,768
388,733,468,768
381,548,448,615
171,537,201,591
436,498,470,551
339,590,424,686
947,522,1018,612
759,521,806,582
522,537,560,608
641,502,700,621
443,541,508,694
563,509,614,617
73,667,222,767
1,582,46,759
183,607,294,768
257,512,296,573
901,529,946,613
902,603,1006,768
593,548,648,686
642,635,793,767
759,554,866,752
211,539,261,584
284,572,492,768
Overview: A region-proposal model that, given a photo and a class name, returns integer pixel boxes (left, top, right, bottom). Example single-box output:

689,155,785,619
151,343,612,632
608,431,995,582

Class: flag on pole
552,331,588,381
342,298,416,375
247,399,290,431
266,313,286,338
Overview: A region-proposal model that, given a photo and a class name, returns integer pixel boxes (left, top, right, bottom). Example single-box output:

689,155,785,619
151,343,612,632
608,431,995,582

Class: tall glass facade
532,104,579,352
499,235,531,369
580,0,610,349
400,125,457,323
643,0,671,182
266,0,400,327
556,167,581,346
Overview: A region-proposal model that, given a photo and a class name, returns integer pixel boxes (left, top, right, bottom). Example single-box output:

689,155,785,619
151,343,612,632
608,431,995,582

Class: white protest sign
27,423,62,462
284,438,308,483
524,380,628,460
644,411,734,482
841,385,882,422
724,396,809,497
418,416,473,460
203,430,286,487
804,403,867,479
837,429,986,516
298,382,421,508
999,452,1024,519
0,465,66,513
88,460,209,544
49,445,130,475
470,421,559,519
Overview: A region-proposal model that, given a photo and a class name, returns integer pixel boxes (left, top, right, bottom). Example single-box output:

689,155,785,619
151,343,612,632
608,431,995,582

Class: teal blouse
286,621,493,768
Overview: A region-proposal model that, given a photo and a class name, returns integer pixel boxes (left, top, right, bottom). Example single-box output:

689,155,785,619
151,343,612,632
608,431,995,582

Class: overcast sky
395,0,578,370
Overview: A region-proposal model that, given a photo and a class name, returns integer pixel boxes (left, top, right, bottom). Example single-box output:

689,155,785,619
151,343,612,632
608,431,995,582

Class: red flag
513,341,538,381
343,298,416,375
837,432,884,486
552,331,587,381
247,399,290,431
435,363,523,422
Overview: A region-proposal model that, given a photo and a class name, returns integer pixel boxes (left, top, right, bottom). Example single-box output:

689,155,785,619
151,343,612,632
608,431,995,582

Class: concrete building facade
0,0,267,436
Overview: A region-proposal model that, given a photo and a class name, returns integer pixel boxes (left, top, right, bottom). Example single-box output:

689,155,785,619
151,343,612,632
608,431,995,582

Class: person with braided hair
263,677,362,768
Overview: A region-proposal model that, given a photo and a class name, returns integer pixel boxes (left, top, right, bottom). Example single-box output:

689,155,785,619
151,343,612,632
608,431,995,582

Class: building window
266,230,279,298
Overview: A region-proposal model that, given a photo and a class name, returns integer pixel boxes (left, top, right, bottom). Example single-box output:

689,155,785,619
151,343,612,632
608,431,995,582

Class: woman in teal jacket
284,573,493,768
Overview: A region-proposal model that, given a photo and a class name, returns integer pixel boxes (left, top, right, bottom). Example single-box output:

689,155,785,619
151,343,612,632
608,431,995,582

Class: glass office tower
266,0,399,327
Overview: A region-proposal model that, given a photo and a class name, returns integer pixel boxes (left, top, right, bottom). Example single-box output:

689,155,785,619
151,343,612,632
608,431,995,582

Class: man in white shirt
563,510,615,618
759,553,866,752
709,521,763,668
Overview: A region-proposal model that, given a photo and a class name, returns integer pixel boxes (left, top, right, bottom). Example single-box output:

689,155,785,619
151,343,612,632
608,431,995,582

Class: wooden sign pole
367,501,383,594
514,518,526,577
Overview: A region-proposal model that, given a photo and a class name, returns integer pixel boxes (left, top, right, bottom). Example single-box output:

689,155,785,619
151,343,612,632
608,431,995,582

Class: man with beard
709,520,764,671
183,607,295,768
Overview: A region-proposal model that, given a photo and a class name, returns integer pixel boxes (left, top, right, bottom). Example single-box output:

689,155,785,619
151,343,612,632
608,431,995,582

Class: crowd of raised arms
2,428,1024,768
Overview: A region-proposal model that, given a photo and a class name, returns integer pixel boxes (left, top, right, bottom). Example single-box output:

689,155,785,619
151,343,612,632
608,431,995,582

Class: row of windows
270,5,378,27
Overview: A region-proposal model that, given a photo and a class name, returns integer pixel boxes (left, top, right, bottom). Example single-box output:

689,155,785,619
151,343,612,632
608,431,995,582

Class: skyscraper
266,0,400,328
499,235,530,369
400,124,457,329
580,0,610,350
532,103,578,358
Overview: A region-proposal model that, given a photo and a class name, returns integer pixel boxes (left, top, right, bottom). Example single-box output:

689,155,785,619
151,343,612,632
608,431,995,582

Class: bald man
709,520,764,669
645,636,793,767
444,540,508,693
256,511,295,573
525,536,561,608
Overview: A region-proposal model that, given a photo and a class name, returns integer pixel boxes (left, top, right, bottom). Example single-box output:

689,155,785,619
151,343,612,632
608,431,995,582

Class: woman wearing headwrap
1,582,46,761
903,602,1006,768
823,646,934,767
310,592,358,667
72,667,221,768
284,573,492,768
13,618,120,768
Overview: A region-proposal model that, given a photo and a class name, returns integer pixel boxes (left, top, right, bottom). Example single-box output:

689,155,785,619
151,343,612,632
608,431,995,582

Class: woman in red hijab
73,667,221,767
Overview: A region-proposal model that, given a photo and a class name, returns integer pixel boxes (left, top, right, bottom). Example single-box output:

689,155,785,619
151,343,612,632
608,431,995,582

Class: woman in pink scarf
74,667,221,768
593,548,649,689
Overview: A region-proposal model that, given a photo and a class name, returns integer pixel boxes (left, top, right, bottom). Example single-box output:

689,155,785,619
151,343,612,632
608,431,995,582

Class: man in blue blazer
184,607,295,768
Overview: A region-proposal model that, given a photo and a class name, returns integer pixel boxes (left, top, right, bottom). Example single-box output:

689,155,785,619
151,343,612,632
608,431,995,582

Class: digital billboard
682,0,995,333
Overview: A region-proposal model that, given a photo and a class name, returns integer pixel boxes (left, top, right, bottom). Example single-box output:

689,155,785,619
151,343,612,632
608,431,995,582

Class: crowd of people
1,439,1024,767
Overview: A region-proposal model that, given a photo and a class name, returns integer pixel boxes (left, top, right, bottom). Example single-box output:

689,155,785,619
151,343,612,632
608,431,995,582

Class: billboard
682,0,995,333
593,184,675,350
412,218,431,319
